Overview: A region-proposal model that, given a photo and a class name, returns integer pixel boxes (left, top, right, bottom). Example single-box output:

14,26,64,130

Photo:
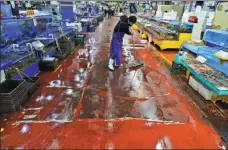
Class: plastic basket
0,92,28,113
82,26,88,32
0,80,27,100
59,42,71,49
75,36,85,45
39,58,58,71
0,87,27,105
0,80,29,113
89,25,95,32
24,77,40,94
53,50,69,60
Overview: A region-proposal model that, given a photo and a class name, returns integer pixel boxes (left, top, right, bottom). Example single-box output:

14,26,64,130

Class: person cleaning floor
108,8,112,19
108,15,137,71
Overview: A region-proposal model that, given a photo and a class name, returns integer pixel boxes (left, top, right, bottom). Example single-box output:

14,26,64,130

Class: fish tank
137,16,193,41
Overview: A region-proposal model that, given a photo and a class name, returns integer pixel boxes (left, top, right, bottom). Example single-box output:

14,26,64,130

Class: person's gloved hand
130,28,134,36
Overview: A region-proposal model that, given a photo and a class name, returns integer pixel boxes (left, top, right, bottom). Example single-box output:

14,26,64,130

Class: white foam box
188,76,199,91
198,83,213,101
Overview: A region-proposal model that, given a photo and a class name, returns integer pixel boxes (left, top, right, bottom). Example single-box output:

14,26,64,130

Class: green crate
75,35,85,45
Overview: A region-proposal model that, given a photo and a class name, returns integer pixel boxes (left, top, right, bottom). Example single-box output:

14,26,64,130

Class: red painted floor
0,17,226,149
158,50,177,63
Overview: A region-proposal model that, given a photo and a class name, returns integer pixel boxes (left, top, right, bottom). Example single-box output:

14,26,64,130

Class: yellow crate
153,38,162,46
26,10,34,16
143,31,152,40
141,34,147,39
132,24,139,30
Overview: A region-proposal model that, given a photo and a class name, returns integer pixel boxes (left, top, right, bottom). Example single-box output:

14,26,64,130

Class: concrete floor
0,17,226,149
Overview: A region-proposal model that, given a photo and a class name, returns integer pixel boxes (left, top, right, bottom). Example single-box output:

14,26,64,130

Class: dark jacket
112,10,114,16
108,9,112,15
113,15,131,35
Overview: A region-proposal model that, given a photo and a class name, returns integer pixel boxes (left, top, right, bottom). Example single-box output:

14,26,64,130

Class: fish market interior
0,1,228,149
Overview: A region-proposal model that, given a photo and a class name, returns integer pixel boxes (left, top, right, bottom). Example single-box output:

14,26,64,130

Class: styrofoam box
188,76,199,91
198,83,213,101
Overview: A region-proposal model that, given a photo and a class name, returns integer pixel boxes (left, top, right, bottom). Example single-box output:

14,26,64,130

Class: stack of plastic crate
0,80,28,113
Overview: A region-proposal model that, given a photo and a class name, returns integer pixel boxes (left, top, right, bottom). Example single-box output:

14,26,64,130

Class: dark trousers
108,14,111,19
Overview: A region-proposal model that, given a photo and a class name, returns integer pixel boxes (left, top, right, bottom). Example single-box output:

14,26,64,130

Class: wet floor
0,17,227,149
157,51,177,64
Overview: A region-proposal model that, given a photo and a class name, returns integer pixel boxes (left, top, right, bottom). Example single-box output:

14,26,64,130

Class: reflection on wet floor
0,17,227,149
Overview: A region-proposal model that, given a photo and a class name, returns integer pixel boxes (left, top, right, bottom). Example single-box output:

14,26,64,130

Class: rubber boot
108,58,114,71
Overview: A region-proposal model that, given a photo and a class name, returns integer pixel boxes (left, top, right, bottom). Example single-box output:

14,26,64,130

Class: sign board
214,50,228,60
191,23,203,42
163,11,177,20
196,56,207,63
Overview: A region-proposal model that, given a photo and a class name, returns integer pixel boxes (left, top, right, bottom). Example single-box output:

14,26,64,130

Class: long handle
20,71,34,82
14,67,24,80
13,67,34,82
132,33,137,57
129,69,138,89
132,32,135,50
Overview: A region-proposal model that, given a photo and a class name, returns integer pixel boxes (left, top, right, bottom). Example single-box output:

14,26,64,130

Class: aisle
0,17,225,149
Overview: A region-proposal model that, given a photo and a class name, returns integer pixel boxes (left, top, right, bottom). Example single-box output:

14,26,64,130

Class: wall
107,1,119,5
159,5,184,20
213,2,228,29
173,5,184,20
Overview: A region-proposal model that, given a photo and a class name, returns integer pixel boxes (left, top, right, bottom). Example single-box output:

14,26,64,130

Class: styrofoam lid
32,41,44,50
50,1,59,5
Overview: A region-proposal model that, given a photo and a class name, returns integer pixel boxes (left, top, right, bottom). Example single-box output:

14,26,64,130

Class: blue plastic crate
203,29,228,49
82,26,88,32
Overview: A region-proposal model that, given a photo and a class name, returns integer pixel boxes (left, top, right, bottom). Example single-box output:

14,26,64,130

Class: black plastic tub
53,50,69,60
0,80,25,94
59,42,71,49
39,58,58,71
81,21,91,26
97,17,103,22
23,77,40,94
61,43,75,53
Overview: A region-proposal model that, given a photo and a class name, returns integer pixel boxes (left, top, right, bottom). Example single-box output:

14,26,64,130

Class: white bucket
140,40,147,44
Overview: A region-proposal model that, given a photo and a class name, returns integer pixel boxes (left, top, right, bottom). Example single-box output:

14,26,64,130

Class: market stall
0,16,78,80
173,29,228,103
135,16,193,50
